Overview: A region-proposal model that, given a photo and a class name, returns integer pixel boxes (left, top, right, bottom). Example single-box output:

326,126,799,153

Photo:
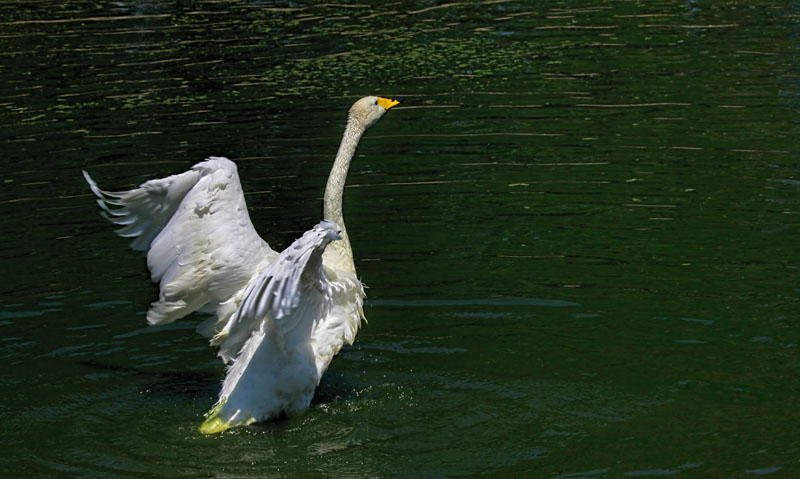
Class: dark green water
2,1,799,477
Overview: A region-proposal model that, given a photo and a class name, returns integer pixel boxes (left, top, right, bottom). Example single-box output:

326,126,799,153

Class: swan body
83,96,401,432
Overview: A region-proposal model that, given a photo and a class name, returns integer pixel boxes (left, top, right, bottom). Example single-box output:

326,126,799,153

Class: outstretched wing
213,221,342,364
197,222,346,433
85,157,276,325
84,166,201,252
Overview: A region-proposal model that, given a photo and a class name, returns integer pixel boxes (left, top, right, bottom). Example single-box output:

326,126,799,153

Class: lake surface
2,1,799,477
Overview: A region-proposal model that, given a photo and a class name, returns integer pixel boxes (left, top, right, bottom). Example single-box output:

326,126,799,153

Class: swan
83,95,402,433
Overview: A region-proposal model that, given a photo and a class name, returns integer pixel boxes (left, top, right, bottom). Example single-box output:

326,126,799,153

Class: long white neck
323,115,364,273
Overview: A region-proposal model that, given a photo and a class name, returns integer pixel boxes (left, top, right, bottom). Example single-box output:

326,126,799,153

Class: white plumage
83,96,401,433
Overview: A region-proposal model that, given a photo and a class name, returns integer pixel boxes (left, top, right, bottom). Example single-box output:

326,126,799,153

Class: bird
83,95,402,433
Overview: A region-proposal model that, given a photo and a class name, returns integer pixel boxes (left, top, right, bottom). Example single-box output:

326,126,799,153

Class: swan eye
374,99,378,106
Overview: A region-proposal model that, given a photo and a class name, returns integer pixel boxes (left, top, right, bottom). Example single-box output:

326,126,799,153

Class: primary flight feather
83,96,401,433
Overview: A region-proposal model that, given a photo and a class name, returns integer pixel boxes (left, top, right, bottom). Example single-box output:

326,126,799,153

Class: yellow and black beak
377,96,403,110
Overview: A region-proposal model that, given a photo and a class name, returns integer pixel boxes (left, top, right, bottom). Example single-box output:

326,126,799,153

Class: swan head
348,96,402,130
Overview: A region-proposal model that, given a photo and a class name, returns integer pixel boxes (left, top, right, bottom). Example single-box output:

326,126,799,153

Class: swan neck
323,116,364,271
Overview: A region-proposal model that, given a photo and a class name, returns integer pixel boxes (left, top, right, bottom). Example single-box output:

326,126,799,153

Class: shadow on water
77,359,371,417
79,359,218,399
78,338,376,422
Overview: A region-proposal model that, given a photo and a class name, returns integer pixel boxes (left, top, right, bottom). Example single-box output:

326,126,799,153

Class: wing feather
83,167,203,251
214,221,342,363
85,157,277,325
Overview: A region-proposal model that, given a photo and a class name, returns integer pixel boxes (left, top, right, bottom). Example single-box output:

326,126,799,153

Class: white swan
83,96,402,433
